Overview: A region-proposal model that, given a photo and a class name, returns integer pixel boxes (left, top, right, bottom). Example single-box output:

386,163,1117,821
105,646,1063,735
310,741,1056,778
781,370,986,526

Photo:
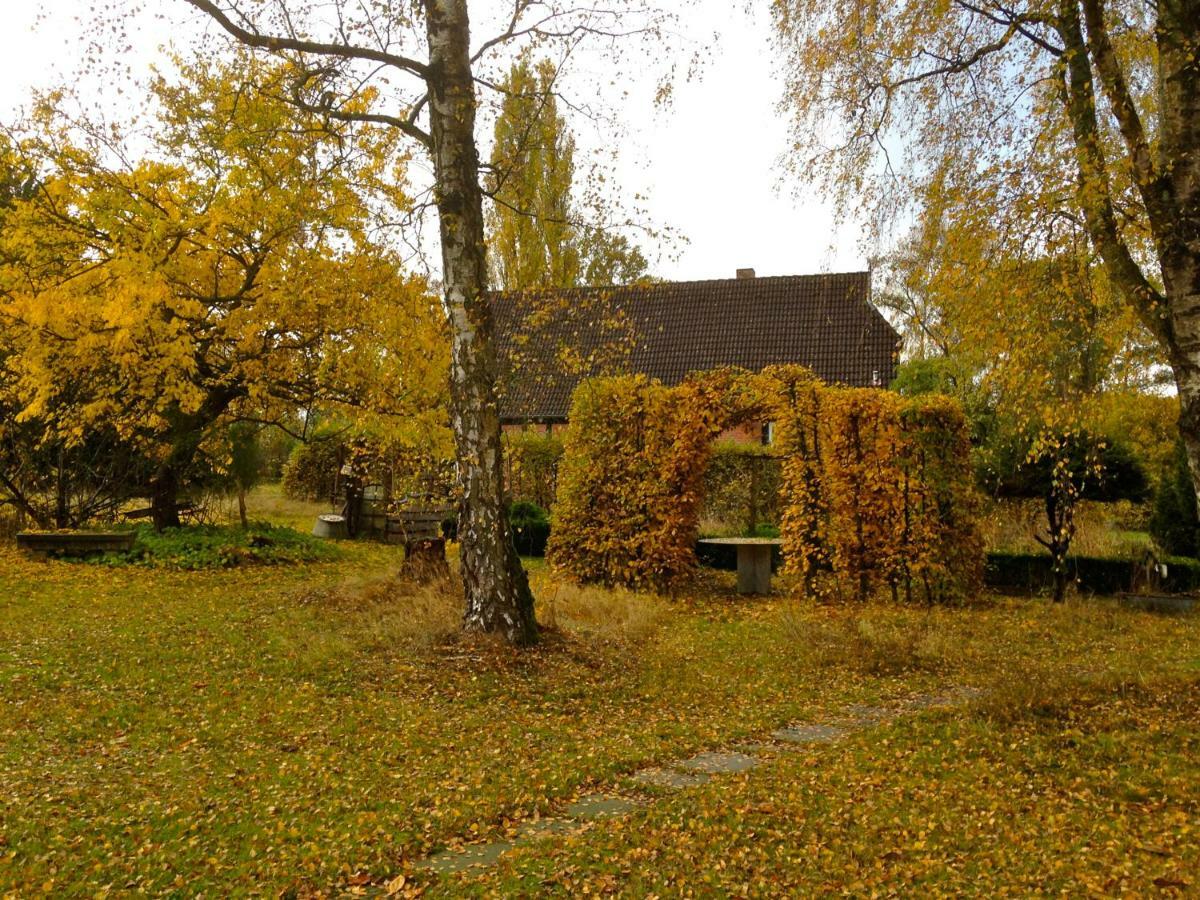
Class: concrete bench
698,537,782,594
16,531,136,559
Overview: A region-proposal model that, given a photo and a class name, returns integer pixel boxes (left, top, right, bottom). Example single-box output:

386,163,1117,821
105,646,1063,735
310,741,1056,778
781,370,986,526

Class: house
491,269,901,441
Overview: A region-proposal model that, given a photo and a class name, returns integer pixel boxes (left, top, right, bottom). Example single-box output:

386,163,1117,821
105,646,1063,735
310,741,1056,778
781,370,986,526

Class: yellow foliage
550,366,982,602
0,53,448,475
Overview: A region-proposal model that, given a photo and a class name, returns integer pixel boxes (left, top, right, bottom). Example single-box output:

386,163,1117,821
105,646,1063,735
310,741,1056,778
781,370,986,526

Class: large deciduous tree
0,56,442,530
774,0,1200,499
178,0,666,645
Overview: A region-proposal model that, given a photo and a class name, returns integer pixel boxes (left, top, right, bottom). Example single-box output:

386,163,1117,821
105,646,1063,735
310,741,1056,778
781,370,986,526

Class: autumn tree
176,0,669,645
774,0,1200,501
487,54,579,290
486,53,647,290
0,56,444,529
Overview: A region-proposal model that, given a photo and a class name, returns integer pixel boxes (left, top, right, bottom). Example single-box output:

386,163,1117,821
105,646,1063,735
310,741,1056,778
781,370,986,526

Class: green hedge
508,501,549,557
984,551,1200,596
695,539,783,573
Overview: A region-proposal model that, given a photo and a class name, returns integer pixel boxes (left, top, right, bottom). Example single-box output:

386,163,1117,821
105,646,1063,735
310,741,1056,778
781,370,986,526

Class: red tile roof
491,271,900,422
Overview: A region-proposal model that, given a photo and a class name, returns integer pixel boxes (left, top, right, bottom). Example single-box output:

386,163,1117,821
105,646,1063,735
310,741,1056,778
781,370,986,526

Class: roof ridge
490,270,871,296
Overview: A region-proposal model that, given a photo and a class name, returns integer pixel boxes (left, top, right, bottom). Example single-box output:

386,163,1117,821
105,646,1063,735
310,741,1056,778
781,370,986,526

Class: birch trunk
423,0,537,645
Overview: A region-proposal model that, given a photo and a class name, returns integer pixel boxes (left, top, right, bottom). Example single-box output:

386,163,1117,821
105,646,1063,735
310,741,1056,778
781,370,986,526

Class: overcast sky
0,1,868,282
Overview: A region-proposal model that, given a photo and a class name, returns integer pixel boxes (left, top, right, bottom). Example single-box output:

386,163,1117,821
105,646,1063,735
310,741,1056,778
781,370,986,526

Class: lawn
0,489,1197,896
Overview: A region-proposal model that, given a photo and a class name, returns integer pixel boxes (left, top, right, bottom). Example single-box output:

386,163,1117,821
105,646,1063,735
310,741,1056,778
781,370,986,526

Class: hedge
701,441,782,533
548,367,983,602
984,551,1200,595
503,431,564,510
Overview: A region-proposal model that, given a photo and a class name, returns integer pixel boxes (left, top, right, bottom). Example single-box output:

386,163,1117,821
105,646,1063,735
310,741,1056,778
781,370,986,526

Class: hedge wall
549,366,984,603
985,551,1200,596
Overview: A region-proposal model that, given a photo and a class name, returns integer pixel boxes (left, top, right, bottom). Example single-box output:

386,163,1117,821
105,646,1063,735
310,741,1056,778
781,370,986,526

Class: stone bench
16,531,136,559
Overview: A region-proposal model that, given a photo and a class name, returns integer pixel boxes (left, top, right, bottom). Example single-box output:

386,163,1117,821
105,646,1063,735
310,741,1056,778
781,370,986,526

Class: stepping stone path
416,690,967,879
676,750,761,774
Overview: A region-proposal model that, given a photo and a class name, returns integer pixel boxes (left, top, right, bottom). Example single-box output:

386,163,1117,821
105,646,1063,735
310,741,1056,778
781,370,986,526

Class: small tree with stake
985,431,1147,603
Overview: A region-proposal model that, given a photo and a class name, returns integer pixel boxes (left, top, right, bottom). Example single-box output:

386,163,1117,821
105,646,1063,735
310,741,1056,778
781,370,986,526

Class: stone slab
631,767,711,789
421,840,516,874
842,704,896,724
566,794,642,820
771,723,846,745
676,750,761,774
515,818,580,841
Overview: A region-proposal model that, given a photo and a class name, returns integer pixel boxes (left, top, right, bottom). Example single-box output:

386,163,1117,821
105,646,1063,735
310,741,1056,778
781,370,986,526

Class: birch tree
774,0,1200,501
178,0,667,645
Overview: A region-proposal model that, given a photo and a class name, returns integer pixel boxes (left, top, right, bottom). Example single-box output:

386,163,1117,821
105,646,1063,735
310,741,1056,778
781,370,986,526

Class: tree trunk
423,0,537,645
150,462,183,531
237,489,248,529
1165,265,1200,506
54,443,69,529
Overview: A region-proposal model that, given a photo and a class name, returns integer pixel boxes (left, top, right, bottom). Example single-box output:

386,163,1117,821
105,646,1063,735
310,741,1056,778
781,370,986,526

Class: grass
0,487,1197,896
473,677,1200,896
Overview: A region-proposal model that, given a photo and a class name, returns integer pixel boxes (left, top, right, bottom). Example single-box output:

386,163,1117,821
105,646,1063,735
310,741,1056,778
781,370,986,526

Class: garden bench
16,531,136,559
698,537,782,595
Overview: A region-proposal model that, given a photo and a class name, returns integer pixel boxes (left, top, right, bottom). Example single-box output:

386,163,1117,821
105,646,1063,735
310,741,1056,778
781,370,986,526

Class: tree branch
181,0,430,77
1078,0,1171,240
1054,0,1167,342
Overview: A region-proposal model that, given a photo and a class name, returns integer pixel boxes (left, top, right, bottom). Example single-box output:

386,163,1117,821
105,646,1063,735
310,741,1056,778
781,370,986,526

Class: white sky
0,0,868,282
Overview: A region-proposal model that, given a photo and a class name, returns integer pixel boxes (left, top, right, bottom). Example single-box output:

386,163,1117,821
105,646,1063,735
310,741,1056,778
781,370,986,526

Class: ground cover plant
1,491,1197,896
101,523,342,569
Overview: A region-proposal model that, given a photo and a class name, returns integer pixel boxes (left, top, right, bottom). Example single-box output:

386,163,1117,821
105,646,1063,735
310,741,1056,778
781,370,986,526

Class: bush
982,550,1200,596
701,441,782,534
768,371,983,604
503,431,563,510
695,538,783,573
282,430,345,502
548,372,737,590
89,523,341,569
1149,439,1199,557
509,500,551,557
549,367,983,601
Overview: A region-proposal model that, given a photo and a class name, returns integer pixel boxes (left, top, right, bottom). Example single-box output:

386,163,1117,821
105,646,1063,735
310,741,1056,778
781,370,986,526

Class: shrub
282,430,346,502
503,431,564,510
282,428,457,510
985,550,1200,596
701,440,782,534
547,373,736,590
767,369,983,604
550,367,983,602
1149,439,1199,557
509,500,551,557
88,523,341,569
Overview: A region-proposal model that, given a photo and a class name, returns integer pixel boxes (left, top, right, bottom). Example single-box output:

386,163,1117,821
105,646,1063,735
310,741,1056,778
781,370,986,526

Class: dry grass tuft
536,580,670,646
782,604,953,675
299,573,463,651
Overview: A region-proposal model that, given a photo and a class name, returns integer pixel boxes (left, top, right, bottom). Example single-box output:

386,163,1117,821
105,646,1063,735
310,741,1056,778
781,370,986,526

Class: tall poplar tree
486,54,647,291
487,55,580,291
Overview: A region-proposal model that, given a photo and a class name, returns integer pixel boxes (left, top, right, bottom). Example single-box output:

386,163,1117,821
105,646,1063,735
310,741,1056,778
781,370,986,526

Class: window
761,421,775,445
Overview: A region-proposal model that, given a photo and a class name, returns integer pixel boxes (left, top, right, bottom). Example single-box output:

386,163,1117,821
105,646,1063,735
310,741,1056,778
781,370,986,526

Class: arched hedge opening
547,366,983,602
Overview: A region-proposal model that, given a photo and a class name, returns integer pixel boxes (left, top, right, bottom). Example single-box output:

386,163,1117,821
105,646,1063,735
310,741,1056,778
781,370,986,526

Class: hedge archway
547,366,982,602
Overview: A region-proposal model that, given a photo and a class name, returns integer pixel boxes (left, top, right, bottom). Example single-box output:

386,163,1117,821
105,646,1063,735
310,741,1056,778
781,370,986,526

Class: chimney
736,267,756,279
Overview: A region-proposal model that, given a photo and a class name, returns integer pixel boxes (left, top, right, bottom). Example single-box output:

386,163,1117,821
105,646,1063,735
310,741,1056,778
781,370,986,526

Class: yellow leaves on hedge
550,366,982,602
774,383,983,603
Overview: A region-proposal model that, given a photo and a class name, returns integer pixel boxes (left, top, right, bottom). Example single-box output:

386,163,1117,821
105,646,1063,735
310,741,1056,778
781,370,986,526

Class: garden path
415,687,981,880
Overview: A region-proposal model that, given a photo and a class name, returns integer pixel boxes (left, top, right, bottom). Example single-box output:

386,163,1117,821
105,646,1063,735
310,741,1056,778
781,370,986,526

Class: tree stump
401,536,449,581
